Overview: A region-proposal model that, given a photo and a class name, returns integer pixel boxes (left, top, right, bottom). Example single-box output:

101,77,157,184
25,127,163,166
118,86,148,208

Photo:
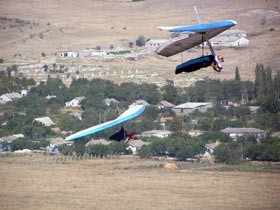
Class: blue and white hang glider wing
156,20,237,57
65,105,146,141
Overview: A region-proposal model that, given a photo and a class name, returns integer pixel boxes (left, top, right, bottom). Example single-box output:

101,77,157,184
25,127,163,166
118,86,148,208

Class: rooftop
173,102,212,109
221,127,266,134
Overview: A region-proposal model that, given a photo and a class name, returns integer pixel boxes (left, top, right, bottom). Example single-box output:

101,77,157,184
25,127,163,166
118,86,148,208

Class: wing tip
227,20,237,26
65,136,73,141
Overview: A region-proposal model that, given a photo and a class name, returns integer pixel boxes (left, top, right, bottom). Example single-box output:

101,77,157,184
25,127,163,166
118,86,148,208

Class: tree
260,138,280,161
214,141,241,164
151,138,168,156
59,144,74,156
129,42,134,48
109,142,131,155
141,106,159,122
161,84,179,104
138,144,152,158
169,117,182,132
235,66,241,81
135,35,146,47
199,131,231,143
88,144,109,157
74,142,86,156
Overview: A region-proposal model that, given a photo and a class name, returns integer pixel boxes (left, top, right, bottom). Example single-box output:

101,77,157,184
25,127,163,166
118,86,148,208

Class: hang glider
65,105,145,141
156,20,236,57
156,7,237,74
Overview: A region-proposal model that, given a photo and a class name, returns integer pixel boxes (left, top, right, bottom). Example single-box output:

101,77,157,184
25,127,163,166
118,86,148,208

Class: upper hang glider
156,7,237,74
65,105,146,141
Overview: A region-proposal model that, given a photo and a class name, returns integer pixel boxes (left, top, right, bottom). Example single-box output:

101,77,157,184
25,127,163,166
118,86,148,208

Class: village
0,71,278,163
0,29,250,88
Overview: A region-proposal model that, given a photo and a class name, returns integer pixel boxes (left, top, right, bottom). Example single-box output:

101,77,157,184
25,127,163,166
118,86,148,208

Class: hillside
0,0,279,86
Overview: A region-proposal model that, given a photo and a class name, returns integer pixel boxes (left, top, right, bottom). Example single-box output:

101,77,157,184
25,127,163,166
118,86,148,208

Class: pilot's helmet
217,55,224,62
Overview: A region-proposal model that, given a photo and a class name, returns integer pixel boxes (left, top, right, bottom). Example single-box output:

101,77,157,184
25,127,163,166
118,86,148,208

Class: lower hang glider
156,7,237,74
65,105,145,141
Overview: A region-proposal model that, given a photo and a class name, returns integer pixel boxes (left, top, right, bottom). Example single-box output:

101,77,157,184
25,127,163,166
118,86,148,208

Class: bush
254,137,280,161
108,142,131,155
59,144,74,156
135,35,146,47
88,144,109,157
74,142,86,156
214,142,241,164
10,138,41,151
138,145,152,158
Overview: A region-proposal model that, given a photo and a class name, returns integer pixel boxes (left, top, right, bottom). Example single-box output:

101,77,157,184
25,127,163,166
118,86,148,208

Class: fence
0,152,138,163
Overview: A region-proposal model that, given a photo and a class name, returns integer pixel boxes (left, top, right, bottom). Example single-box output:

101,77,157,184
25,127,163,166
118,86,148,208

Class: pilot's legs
211,62,222,72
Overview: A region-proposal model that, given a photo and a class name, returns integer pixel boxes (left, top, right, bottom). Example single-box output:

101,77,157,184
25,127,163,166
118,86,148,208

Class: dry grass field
0,0,280,85
1,155,279,210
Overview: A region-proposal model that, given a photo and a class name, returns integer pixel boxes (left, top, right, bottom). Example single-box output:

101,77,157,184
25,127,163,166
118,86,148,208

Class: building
0,92,23,104
0,134,24,143
49,137,72,147
131,100,150,107
68,113,83,120
146,39,170,49
172,102,213,116
188,130,205,137
249,106,260,115
209,28,249,47
46,95,57,100
211,36,249,47
156,101,175,109
221,127,266,140
65,96,85,108
271,132,280,138
33,117,55,127
127,140,149,155
103,98,119,106
205,141,221,154
141,130,172,138
86,139,112,147
48,137,73,153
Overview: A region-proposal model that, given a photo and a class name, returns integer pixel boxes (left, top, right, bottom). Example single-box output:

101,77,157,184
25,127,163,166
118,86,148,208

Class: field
1,155,279,210
0,0,280,85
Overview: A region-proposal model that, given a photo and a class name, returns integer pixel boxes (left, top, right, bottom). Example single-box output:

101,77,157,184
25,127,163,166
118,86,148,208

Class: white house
271,132,280,138
172,102,213,116
211,36,249,47
205,141,221,154
103,98,119,106
127,140,149,155
141,130,172,138
188,130,205,137
33,117,55,127
69,113,82,120
0,134,25,143
21,90,28,96
65,96,85,108
46,95,57,100
0,92,23,103
49,137,72,147
146,39,170,49
221,127,266,141
86,139,112,147
130,100,150,107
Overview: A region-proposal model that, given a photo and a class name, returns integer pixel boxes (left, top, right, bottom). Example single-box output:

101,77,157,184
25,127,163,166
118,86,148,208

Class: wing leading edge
65,105,146,141
156,20,236,57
